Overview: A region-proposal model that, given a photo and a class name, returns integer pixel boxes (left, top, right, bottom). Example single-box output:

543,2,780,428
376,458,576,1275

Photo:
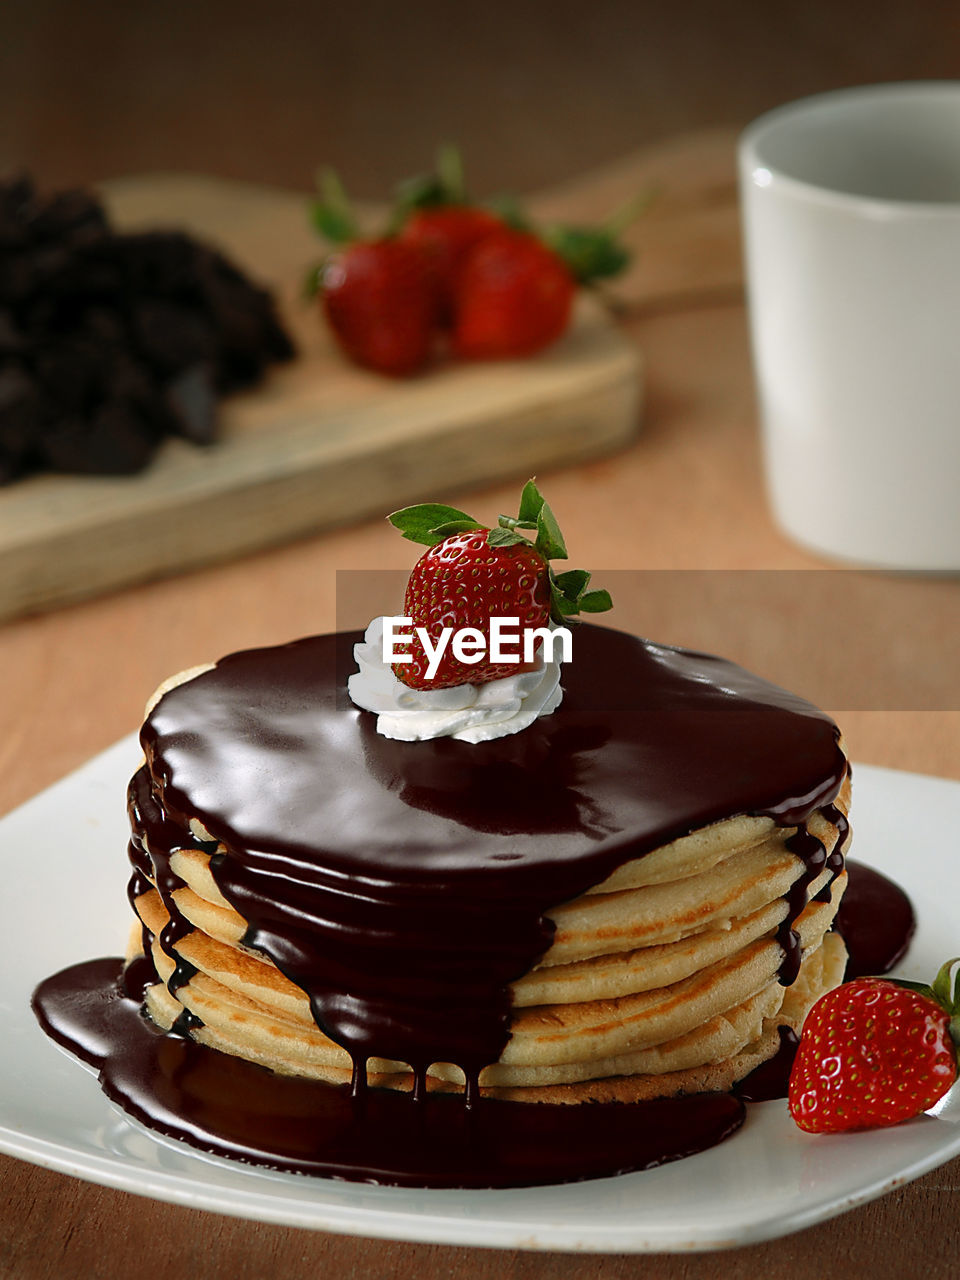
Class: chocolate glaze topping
136,625,848,1094
734,1025,802,1103
32,959,746,1187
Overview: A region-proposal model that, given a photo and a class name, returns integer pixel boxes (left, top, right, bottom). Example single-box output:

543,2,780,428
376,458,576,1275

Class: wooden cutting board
0,130,741,621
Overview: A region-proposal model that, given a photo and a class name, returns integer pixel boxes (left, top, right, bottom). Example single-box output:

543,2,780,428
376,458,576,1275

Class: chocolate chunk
80,306,125,350
0,363,42,475
40,402,158,475
0,174,37,251
30,189,110,248
32,338,106,413
0,176,295,483
0,310,22,353
132,299,217,376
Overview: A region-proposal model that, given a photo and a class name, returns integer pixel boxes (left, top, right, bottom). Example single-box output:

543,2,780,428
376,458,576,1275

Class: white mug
740,83,960,570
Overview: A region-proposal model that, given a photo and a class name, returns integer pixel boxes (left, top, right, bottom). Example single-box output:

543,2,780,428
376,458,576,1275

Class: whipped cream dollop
347,616,564,743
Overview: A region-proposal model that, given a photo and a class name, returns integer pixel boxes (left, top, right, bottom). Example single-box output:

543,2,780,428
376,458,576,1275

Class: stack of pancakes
130,742,850,1103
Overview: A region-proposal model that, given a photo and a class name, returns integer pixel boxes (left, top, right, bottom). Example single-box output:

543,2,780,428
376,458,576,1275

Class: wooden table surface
2,133,959,1280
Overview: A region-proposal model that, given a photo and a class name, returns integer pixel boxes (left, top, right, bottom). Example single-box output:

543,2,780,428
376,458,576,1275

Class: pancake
128,762,850,1101
141,932,847,1102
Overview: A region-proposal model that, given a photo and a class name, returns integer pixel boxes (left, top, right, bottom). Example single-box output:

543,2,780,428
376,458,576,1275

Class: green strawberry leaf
547,568,612,623
553,568,591,601
430,519,484,538
535,502,568,561
542,190,653,284
497,515,538,532
518,478,546,523
551,590,582,616
486,527,529,548
578,589,613,613
485,193,531,232
388,503,477,546
546,226,631,284
310,202,356,244
392,144,467,227
393,172,449,216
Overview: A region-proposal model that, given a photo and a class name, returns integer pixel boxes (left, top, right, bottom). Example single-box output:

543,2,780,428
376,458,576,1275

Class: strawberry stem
436,144,466,204
391,144,469,230
603,188,657,237
497,515,537,532
311,168,359,244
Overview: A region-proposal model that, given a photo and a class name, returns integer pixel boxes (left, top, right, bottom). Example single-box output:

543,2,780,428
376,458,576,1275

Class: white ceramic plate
1,738,959,1253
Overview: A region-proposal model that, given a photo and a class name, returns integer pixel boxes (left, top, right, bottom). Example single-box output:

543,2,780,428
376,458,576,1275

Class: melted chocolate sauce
775,802,849,985
734,1026,801,1102
778,826,827,984
136,626,848,1090
837,860,916,979
32,959,745,1187
130,769,215,990
816,804,849,902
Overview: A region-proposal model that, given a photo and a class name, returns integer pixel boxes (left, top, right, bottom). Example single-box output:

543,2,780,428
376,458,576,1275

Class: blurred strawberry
308,151,649,373
391,146,505,326
321,239,437,376
398,205,503,325
309,169,438,376
452,229,575,358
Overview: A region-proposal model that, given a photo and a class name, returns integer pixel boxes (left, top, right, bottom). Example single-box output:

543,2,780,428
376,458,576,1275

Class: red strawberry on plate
388,479,612,689
789,957,960,1133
